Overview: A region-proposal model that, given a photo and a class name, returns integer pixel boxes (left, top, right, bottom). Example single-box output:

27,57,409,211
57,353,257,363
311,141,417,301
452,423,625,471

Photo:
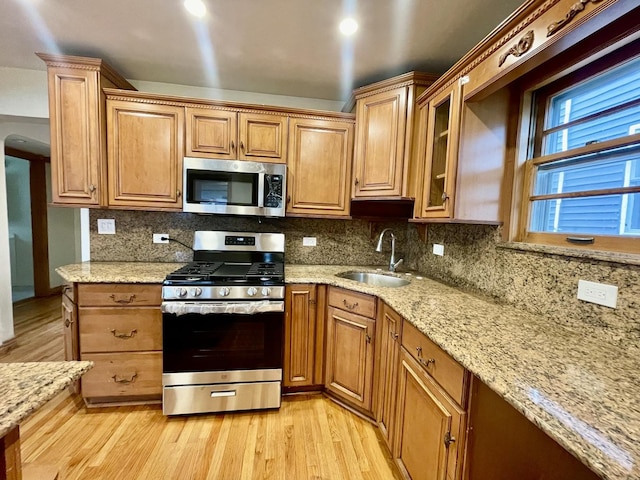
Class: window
522,52,640,253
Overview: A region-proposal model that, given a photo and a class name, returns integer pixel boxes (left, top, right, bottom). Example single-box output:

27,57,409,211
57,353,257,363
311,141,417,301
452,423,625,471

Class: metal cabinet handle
416,346,435,367
390,331,399,341
354,178,359,186
112,373,138,384
109,294,136,304
342,299,358,310
287,195,291,204
177,189,182,198
110,328,137,339
231,140,235,151
366,333,372,344
444,432,456,447
64,318,72,328
240,140,245,151
441,191,449,202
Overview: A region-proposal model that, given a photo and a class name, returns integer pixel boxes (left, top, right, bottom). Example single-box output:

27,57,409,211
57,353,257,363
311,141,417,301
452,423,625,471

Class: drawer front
78,283,161,307
62,283,76,303
79,307,162,353
81,352,162,398
401,320,467,405
328,287,376,318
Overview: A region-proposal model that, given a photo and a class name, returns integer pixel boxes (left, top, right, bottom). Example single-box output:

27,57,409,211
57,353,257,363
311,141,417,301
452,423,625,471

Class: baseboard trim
0,336,18,356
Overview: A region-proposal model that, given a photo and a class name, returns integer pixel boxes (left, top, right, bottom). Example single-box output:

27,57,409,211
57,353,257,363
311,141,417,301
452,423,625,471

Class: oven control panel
162,285,285,301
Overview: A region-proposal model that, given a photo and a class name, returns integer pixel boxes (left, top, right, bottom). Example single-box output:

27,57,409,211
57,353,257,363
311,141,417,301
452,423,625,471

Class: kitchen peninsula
56,261,639,480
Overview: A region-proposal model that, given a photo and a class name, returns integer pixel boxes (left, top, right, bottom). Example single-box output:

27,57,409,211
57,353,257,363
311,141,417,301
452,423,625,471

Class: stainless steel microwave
183,158,286,217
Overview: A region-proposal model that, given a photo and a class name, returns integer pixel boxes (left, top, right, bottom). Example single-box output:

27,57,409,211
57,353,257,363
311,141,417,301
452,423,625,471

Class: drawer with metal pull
80,352,162,398
401,319,468,406
328,286,376,318
79,307,162,353
77,283,162,307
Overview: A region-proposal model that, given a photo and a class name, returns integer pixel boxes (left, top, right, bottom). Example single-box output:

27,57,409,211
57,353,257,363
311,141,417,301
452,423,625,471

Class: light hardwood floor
2,296,402,480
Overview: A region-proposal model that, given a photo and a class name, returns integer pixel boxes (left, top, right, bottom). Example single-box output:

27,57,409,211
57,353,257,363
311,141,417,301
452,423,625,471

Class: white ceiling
1,0,524,102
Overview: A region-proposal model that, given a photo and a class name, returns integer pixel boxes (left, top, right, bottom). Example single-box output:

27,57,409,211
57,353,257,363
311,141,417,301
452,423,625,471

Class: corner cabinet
37,53,135,207
286,117,354,218
106,94,184,211
325,287,377,414
352,72,438,200
186,107,287,164
284,284,325,388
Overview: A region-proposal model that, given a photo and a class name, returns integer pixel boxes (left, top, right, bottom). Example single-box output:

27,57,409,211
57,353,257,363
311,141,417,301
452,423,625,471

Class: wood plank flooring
1,296,402,480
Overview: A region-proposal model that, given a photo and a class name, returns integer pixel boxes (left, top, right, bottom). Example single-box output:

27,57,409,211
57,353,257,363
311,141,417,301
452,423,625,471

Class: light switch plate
303,237,317,247
577,279,618,308
97,219,116,234
433,243,444,256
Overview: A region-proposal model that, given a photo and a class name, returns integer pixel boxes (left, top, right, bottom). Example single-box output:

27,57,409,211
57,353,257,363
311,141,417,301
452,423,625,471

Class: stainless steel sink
336,271,410,288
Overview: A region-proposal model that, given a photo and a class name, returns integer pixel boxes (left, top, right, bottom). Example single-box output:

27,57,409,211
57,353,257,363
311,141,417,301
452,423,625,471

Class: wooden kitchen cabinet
325,287,377,414
185,107,287,163
374,303,403,451
286,117,354,217
394,349,467,480
352,72,438,200
284,284,326,389
61,295,79,363
106,95,184,211
37,54,135,207
77,283,163,405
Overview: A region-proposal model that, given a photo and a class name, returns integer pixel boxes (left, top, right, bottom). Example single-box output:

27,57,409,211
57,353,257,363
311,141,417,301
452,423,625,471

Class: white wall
0,67,49,118
5,156,34,288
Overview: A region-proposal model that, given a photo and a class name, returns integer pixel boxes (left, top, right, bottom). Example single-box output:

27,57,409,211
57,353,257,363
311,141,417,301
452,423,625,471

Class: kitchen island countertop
56,261,640,480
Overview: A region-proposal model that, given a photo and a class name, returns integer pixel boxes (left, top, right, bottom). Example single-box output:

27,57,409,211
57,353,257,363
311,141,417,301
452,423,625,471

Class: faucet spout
375,229,403,272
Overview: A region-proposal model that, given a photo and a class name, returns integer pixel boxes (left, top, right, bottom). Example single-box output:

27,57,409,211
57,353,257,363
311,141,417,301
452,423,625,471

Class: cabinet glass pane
428,98,451,208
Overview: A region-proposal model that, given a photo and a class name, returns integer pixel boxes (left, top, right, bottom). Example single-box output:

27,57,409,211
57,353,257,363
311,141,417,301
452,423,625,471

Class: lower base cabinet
394,349,467,480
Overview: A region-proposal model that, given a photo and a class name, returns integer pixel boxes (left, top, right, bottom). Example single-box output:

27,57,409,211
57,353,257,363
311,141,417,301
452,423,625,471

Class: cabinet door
287,118,353,217
284,285,317,387
394,349,466,480
353,86,408,198
375,304,403,450
47,67,103,206
185,107,238,159
62,295,79,361
239,112,287,163
107,100,184,210
325,306,375,413
418,83,462,219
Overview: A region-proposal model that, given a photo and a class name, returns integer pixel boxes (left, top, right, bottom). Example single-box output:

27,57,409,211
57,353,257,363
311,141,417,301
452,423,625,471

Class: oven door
161,301,284,376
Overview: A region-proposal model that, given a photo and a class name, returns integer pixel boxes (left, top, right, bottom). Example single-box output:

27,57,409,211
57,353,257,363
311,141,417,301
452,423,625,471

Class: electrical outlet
97,219,115,234
577,280,618,308
153,234,169,244
433,243,444,256
303,237,317,247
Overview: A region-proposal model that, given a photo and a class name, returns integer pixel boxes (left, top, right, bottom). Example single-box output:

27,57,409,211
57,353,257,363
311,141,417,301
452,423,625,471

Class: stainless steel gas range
161,231,285,416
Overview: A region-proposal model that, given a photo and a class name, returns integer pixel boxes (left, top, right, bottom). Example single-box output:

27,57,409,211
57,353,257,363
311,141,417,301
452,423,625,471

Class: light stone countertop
56,261,640,480
0,361,93,438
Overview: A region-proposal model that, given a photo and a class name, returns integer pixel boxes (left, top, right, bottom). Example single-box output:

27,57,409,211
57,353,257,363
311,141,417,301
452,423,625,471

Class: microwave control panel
264,175,284,208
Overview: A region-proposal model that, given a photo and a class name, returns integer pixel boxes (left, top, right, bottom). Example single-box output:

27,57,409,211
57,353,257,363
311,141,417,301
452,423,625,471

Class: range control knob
175,287,187,298
261,287,271,296
247,287,258,297
218,287,230,297
189,287,202,297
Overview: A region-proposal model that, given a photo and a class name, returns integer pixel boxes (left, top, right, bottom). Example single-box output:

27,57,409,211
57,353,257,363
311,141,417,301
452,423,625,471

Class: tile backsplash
89,210,407,266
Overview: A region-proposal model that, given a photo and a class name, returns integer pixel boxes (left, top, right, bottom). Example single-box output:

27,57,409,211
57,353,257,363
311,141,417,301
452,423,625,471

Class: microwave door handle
257,173,265,207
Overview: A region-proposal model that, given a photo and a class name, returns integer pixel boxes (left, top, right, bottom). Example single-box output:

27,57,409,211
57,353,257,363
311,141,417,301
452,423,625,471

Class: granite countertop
56,261,640,480
0,361,93,438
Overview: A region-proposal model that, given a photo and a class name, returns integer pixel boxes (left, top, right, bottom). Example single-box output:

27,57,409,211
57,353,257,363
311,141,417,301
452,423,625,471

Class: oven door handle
161,300,285,316
257,173,265,207
210,390,237,398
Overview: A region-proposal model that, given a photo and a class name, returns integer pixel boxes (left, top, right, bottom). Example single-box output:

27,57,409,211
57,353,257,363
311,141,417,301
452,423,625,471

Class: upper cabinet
186,107,287,163
352,72,438,200
37,53,135,207
286,116,354,218
106,93,184,211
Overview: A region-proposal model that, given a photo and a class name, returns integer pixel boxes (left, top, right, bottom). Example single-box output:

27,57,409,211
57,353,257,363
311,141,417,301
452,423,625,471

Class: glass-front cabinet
415,81,463,219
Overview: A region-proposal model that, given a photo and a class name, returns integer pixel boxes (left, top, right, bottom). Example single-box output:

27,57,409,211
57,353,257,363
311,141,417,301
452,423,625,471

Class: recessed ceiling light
339,18,358,36
184,0,206,18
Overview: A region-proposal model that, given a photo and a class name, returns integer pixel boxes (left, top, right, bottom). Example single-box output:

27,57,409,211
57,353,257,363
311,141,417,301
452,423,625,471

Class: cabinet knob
287,195,291,204
441,191,449,202
89,184,96,193
240,141,245,151
64,318,71,328
444,432,456,447
354,178,359,186
177,189,182,198
231,140,235,151
390,331,399,341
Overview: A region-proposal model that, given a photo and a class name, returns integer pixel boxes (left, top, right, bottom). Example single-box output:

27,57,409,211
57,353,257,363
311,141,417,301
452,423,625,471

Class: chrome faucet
375,228,404,272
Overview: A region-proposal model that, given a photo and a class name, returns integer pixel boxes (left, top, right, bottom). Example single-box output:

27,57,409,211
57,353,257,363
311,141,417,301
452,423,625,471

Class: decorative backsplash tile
88,210,407,266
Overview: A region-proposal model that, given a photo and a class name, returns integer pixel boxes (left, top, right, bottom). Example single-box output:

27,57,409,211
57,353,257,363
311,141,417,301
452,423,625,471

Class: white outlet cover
433,243,444,256
577,279,618,308
303,237,317,247
153,233,169,244
97,218,115,234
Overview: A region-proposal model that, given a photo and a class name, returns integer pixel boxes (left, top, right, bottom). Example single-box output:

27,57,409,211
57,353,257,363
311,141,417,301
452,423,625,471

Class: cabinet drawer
328,287,376,318
401,320,468,405
78,284,161,307
81,352,162,398
79,307,162,353
62,283,76,303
